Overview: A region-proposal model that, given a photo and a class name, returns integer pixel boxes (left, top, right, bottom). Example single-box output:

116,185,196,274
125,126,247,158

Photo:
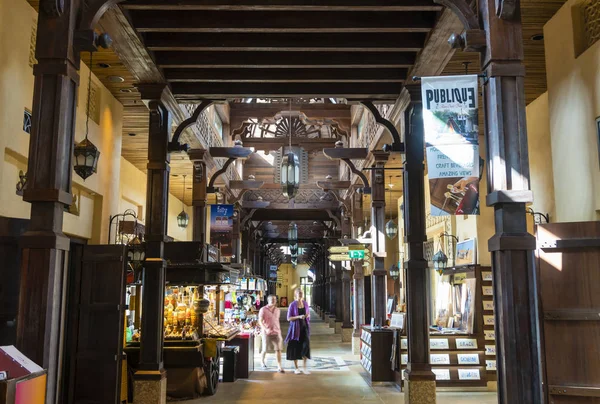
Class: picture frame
455,238,477,266
390,312,406,331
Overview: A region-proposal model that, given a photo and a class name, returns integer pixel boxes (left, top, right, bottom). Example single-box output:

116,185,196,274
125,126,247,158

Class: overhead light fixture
107,75,125,83
280,100,300,199
288,222,298,245
177,174,189,229
432,249,448,275
385,175,398,240
74,52,100,180
530,33,544,41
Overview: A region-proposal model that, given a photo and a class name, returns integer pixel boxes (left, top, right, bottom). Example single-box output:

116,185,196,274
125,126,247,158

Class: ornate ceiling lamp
74,52,100,180
177,174,189,229
280,100,300,198
385,176,398,240
288,222,298,246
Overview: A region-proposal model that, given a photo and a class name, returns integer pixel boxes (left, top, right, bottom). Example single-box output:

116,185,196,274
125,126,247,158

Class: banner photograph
208,204,234,259
421,75,481,216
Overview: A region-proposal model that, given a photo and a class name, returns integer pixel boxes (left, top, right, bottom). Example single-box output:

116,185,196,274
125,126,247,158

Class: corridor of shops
183,309,497,404
1,0,599,404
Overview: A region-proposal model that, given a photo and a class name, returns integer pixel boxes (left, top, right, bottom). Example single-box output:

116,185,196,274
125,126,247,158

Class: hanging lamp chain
85,52,93,141
288,99,292,149
182,174,186,210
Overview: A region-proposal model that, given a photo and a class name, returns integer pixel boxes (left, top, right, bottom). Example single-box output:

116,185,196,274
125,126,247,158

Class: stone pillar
134,85,172,404
16,2,82,401
403,88,435,403
478,1,543,402
370,151,389,327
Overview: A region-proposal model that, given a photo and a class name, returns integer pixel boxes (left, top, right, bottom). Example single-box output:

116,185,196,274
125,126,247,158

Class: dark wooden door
537,222,600,404
72,245,127,404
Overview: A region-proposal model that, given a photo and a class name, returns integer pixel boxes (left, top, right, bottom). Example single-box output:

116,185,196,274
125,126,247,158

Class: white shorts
262,333,283,352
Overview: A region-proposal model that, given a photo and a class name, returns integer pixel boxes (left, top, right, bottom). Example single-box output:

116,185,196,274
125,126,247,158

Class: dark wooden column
136,85,171,381
403,89,436,390
17,2,81,401
352,192,365,338
341,269,352,328
188,150,208,245
334,262,342,321
370,151,389,327
478,1,542,402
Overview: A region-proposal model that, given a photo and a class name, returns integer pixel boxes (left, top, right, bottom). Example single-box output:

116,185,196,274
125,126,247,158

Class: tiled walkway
181,309,498,403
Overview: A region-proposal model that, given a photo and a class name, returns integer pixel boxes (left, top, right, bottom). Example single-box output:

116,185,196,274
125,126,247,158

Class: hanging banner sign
208,204,234,259
422,75,481,216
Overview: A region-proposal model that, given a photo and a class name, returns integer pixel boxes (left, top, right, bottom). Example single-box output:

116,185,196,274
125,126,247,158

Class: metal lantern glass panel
73,138,100,180
432,249,448,273
288,222,298,245
128,236,145,264
177,210,189,229
385,219,398,240
281,152,300,199
389,264,400,280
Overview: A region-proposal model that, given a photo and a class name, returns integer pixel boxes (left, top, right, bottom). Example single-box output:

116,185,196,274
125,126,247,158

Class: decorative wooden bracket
434,0,480,30
169,100,214,152
316,181,351,191
323,147,371,194
76,0,125,50
360,101,404,153
326,210,342,229
241,209,257,229
434,0,487,52
206,147,253,193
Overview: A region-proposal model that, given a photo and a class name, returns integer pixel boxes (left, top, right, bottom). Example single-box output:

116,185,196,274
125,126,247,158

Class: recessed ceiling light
97,62,111,69
107,75,125,83
187,187,192,190
128,133,136,137
172,174,179,177
530,33,544,41
120,88,133,93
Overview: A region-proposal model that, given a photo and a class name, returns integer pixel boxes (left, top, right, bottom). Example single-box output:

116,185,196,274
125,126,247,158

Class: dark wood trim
544,309,600,321
548,386,600,397
539,238,600,251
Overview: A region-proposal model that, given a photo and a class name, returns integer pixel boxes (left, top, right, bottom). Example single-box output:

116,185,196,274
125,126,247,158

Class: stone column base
352,335,361,355
134,370,167,404
328,316,336,328
404,379,436,404
341,327,353,342
334,321,342,334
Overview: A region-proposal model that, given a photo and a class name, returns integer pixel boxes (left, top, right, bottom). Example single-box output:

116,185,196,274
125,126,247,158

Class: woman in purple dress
285,288,311,374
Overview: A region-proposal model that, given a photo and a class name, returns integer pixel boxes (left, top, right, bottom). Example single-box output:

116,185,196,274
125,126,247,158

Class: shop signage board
329,246,349,253
422,75,481,216
348,250,365,259
329,254,350,261
207,204,234,259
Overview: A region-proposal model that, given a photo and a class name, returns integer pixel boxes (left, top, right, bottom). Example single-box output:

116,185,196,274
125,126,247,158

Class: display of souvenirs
203,314,239,339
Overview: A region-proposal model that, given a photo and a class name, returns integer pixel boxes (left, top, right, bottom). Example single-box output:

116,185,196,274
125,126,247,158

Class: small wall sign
485,345,496,356
431,354,451,364
457,354,480,365
486,360,497,371
458,368,481,380
433,369,451,381
456,338,478,349
483,300,495,311
482,271,493,281
484,315,495,326
483,286,494,296
485,330,496,340
430,338,450,350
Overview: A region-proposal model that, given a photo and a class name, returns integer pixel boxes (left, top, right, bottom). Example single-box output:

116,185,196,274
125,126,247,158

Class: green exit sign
348,250,365,259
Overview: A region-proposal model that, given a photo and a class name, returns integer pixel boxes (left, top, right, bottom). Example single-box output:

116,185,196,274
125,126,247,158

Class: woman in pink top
258,295,284,373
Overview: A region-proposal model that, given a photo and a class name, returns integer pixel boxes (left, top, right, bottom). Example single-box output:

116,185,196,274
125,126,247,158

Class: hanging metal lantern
432,249,448,274
385,219,398,240
74,136,100,180
281,152,300,199
288,222,298,245
74,52,100,180
177,210,189,228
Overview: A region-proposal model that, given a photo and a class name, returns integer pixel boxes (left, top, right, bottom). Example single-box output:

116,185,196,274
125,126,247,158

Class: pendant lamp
74,53,100,180
385,176,398,240
177,174,189,229
280,100,300,199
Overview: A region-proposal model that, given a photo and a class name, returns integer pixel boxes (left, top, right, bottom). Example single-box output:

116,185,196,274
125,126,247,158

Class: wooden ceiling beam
122,0,442,11
165,68,409,82
129,10,437,32
155,51,416,68
143,32,427,52
170,82,403,100
240,138,338,151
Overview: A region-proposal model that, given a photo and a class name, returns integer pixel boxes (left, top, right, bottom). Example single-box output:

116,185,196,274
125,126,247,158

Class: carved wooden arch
360,101,404,153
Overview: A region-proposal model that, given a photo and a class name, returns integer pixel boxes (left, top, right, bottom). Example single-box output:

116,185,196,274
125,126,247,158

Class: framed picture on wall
455,238,477,266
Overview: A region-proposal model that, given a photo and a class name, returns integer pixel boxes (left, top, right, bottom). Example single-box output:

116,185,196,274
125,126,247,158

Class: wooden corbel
360,101,404,153
322,147,371,194
207,147,253,193
78,0,125,30
434,0,486,52
170,100,214,152
326,210,342,229
240,209,257,229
